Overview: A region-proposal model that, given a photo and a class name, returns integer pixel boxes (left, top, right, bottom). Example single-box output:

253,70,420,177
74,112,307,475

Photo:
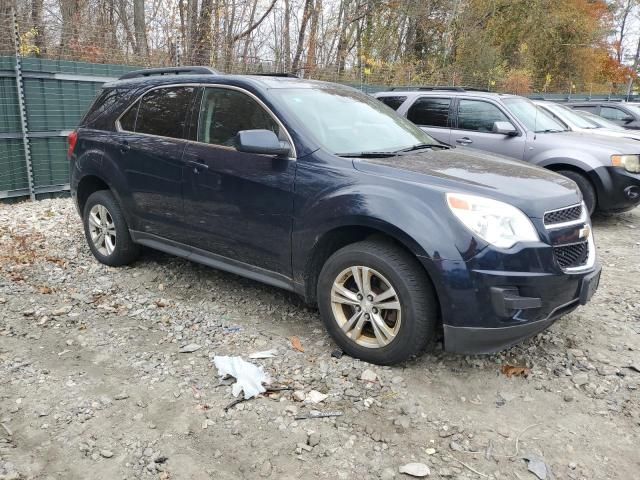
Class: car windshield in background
273,88,440,156
623,104,640,117
576,110,624,130
547,103,599,129
503,97,567,133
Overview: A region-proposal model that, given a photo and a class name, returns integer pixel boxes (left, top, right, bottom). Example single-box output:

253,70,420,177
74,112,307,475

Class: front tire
317,239,438,365
558,170,596,215
83,190,140,266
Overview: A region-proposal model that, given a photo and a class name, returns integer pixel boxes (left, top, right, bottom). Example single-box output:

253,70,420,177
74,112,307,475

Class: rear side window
407,97,450,127
198,88,280,146
120,86,196,139
378,96,407,110
81,87,128,129
457,99,509,132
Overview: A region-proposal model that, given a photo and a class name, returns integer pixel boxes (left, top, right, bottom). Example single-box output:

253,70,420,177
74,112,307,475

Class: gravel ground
0,198,639,480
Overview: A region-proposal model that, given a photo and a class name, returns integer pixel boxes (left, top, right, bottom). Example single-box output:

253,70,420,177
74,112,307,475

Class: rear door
405,96,452,144
110,85,197,239
180,86,296,275
451,98,525,159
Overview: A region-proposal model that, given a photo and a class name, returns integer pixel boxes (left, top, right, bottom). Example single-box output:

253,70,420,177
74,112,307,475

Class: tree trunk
283,0,291,71
304,0,321,75
133,0,147,57
626,34,640,99
292,0,313,72
31,0,46,55
59,0,82,52
193,0,214,65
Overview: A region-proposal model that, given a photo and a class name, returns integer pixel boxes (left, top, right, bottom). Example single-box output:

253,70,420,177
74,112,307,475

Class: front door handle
456,137,473,145
187,159,209,173
119,141,130,153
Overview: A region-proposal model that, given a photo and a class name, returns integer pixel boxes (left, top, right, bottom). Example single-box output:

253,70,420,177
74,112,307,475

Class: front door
110,85,197,239
451,98,525,159
181,86,296,276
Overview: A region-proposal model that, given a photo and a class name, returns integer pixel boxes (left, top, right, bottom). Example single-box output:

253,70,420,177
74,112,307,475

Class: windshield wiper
397,143,450,153
337,151,400,158
536,128,566,133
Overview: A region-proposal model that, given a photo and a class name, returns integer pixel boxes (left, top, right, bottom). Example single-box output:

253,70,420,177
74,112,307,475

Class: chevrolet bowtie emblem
578,225,591,240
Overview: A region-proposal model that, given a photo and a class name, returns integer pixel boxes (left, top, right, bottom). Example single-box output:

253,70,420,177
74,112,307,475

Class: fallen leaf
501,364,531,378
39,286,53,294
291,336,304,352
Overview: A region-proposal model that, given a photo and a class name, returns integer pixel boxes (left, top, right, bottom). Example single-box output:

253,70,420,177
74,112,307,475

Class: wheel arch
301,219,439,312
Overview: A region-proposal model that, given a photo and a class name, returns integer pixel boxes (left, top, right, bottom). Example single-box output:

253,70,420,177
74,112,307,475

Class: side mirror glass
493,121,518,136
234,129,291,157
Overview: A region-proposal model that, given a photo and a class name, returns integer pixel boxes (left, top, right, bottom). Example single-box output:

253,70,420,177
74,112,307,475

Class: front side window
600,106,628,121
198,88,279,146
572,105,598,114
122,86,196,139
378,96,407,111
457,99,510,132
407,97,450,127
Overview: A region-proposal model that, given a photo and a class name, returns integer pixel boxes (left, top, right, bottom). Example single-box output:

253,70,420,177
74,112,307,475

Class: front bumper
590,166,640,213
443,265,601,354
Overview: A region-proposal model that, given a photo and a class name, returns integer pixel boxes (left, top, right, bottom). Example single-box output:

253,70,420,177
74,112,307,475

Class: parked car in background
574,109,640,140
375,88,640,214
70,68,601,365
534,100,640,141
567,101,640,130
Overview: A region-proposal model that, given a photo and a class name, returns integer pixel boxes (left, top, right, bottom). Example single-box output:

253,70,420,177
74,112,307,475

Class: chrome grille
544,205,583,226
553,242,589,269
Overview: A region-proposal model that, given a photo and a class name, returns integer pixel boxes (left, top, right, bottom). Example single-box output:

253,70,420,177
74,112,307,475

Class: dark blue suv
69,67,601,365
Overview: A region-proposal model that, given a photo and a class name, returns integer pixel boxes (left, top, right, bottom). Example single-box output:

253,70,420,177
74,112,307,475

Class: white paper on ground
248,349,278,359
213,356,271,399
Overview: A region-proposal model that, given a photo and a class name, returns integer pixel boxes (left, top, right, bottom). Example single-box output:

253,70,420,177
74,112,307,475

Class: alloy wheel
88,204,116,256
330,266,402,348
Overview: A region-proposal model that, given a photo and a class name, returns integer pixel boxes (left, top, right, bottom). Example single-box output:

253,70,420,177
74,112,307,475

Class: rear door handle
456,137,473,145
187,159,209,172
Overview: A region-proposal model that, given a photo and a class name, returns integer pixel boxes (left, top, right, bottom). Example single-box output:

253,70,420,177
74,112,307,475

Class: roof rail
118,66,220,80
248,72,299,78
387,85,489,92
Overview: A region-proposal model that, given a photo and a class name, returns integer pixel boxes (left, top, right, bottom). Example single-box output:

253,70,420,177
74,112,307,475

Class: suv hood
353,148,580,218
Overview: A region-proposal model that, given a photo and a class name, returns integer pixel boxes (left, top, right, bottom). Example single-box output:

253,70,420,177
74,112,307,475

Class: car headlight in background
611,154,640,173
446,193,540,249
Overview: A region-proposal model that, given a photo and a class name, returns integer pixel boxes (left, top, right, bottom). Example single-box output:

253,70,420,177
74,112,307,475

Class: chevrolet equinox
69,67,601,365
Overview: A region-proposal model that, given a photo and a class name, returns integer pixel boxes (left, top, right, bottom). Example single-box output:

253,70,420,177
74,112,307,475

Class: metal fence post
11,8,36,201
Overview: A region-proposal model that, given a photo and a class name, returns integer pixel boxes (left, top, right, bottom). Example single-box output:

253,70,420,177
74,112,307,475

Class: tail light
67,130,78,157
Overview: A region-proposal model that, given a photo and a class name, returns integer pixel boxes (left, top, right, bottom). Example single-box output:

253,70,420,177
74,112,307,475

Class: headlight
611,154,640,173
446,193,540,249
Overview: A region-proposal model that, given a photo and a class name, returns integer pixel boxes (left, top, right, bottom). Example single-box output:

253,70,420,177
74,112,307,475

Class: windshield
272,87,439,155
576,110,624,130
623,104,640,117
503,97,567,133
544,103,599,129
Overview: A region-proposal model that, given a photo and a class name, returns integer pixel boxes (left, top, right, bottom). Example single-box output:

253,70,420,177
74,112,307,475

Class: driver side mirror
492,121,518,136
622,115,635,124
234,129,291,157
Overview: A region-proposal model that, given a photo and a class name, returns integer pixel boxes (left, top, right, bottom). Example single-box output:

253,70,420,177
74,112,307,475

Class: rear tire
558,170,596,215
317,239,437,365
83,190,140,266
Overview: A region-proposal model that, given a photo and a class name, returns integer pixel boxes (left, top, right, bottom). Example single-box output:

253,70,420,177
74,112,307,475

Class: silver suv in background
375,88,640,214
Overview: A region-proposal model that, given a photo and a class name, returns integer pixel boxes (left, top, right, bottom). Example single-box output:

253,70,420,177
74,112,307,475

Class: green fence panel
29,137,68,188
0,139,28,195
0,76,20,133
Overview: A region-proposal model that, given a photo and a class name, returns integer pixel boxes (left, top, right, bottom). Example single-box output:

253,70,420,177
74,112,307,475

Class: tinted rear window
378,96,407,110
124,86,196,139
407,97,450,127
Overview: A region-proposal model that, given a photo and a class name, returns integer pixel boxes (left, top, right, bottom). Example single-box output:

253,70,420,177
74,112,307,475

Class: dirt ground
0,198,638,480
